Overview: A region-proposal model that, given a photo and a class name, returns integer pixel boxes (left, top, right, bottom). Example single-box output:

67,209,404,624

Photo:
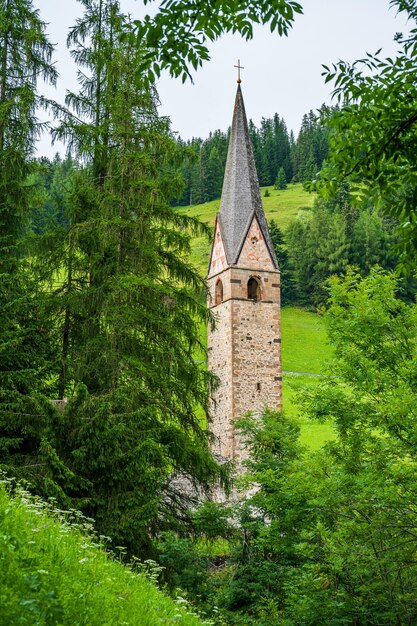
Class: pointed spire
218,84,278,268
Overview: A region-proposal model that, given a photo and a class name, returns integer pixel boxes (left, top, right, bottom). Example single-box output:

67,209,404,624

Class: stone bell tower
207,79,282,467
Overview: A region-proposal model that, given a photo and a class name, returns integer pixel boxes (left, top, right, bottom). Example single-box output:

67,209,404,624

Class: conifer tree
46,0,223,554
291,109,330,182
205,145,223,199
0,0,57,265
260,117,276,184
268,219,294,304
274,166,287,190
285,183,407,306
0,0,59,486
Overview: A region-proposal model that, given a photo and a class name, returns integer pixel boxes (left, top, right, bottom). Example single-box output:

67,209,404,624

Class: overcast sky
36,0,408,157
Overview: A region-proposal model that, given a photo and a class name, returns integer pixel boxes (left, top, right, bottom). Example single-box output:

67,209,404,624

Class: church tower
207,80,282,466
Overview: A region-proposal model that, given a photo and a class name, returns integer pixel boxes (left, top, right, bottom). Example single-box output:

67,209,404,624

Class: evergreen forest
173,106,330,206
3,0,417,624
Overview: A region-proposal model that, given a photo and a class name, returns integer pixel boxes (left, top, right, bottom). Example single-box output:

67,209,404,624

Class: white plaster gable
208,218,228,276
237,215,276,271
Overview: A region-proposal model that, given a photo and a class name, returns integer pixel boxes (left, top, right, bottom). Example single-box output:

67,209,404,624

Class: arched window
215,279,223,305
247,277,261,302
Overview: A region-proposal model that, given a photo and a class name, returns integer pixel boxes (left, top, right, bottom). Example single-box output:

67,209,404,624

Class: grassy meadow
180,184,335,449
0,483,205,626
280,307,335,448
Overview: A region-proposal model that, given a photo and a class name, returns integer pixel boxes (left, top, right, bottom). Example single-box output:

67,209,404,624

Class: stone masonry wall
207,288,234,458
231,296,282,465
208,265,282,465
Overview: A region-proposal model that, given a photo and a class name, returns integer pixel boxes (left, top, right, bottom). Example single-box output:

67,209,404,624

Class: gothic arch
247,276,261,302
215,279,223,305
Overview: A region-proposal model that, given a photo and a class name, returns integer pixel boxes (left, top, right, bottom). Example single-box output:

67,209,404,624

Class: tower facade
207,84,282,466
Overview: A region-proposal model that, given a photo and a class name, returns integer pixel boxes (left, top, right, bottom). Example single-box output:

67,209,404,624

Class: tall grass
0,479,206,626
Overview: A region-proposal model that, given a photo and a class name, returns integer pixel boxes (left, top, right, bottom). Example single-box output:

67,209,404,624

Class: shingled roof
218,84,278,268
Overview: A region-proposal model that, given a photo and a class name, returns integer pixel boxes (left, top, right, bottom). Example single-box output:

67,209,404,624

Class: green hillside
281,308,335,449
177,182,315,272
0,482,204,626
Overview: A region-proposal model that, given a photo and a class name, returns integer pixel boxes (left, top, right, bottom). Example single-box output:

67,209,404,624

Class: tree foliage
0,0,59,491
274,166,287,190
31,0,225,555
173,270,417,625
0,0,234,556
0,0,57,262
268,219,294,305
291,107,330,183
285,184,405,305
318,0,417,264
132,0,303,83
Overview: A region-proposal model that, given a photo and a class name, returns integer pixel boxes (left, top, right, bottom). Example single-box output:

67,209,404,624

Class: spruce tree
0,0,59,487
274,114,292,181
47,0,223,554
268,219,294,304
206,145,223,199
0,0,57,265
291,109,330,182
274,167,287,190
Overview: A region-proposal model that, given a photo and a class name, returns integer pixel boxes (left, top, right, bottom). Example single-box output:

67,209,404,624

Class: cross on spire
218,76,278,268
234,59,244,84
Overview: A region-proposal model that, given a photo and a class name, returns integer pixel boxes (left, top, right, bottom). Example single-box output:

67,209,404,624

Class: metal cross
234,59,244,84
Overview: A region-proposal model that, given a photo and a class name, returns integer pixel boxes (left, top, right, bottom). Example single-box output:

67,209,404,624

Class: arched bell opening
215,279,224,305
247,276,262,302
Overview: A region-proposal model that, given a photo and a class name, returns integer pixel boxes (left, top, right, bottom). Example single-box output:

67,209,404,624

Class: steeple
207,79,282,470
217,84,278,268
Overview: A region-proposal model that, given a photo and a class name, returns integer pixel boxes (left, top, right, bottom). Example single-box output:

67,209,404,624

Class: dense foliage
317,0,417,265
0,0,228,558
0,0,59,509
283,184,409,306
157,270,417,625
